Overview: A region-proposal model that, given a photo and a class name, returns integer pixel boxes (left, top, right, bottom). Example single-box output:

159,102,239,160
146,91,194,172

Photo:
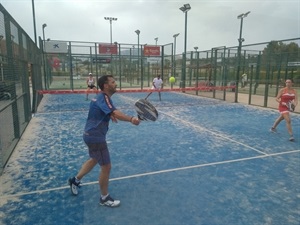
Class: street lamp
173,33,180,56
234,11,250,103
154,37,158,46
173,33,180,78
42,23,47,89
194,47,198,74
179,3,191,90
104,17,118,44
0,35,3,81
42,23,47,49
135,30,140,81
31,0,37,45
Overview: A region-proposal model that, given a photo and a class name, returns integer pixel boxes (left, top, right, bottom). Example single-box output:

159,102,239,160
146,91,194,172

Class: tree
262,41,300,65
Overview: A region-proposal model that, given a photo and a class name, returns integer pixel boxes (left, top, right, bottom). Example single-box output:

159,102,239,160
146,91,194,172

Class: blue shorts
85,142,110,166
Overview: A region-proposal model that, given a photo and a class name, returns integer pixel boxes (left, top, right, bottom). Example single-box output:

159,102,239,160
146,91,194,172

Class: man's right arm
111,110,140,125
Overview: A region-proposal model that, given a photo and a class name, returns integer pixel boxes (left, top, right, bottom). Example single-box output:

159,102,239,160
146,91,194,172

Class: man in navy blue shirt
69,75,140,207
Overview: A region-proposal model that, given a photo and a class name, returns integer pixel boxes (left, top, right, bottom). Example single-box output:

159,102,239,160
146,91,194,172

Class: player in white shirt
241,73,247,88
86,73,97,100
152,74,163,101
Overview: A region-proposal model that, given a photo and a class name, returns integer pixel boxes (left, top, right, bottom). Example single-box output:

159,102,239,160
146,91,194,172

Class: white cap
89,73,92,75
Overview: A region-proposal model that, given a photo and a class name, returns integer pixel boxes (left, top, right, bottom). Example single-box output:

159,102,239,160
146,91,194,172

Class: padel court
0,91,299,225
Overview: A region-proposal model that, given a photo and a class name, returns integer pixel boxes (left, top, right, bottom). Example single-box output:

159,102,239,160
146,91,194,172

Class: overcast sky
1,0,299,53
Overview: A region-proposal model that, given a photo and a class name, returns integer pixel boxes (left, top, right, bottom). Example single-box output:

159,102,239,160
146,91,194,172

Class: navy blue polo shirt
83,93,116,143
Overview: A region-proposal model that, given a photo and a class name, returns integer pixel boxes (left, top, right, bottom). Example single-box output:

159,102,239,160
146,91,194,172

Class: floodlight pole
0,35,3,81
135,30,140,83
235,11,250,103
42,23,47,89
173,33,179,78
173,33,180,59
180,3,191,90
31,0,37,45
155,37,158,46
104,17,118,44
42,23,47,49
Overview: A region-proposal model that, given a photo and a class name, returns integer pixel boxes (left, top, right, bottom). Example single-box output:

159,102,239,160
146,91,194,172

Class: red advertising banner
98,44,118,55
144,46,160,56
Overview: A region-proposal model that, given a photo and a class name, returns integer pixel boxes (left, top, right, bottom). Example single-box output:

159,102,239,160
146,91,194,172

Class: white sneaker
68,177,81,196
289,136,295,141
99,195,121,207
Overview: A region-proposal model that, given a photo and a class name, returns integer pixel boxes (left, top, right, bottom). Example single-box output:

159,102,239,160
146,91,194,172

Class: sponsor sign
99,44,118,55
45,41,68,53
144,46,160,56
92,57,111,64
288,62,300,67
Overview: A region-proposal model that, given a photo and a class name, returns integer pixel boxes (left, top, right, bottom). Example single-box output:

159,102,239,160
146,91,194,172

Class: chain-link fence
0,2,299,174
0,4,43,174
40,40,174,91
179,38,300,107
42,38,299,96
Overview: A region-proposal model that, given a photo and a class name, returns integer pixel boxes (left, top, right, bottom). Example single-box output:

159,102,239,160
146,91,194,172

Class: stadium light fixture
180,3,191,13
154,37,158,46
104,17,118,44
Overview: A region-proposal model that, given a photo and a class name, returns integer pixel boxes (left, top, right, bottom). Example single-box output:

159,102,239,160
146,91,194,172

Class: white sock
101,194,109,200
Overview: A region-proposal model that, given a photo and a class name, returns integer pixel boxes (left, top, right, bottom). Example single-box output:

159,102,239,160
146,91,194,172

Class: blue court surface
0,92,299,225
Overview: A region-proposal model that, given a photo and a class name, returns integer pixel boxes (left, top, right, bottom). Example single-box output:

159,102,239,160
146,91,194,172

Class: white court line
119,94,268,155
161,111,269,155
1,149,299,200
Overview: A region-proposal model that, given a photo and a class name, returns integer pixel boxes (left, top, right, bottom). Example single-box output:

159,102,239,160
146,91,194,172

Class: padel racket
145,92,153,100
286,101,295,112
135,98,158,121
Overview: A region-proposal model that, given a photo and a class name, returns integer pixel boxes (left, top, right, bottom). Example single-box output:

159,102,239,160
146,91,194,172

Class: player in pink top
270,79,298,141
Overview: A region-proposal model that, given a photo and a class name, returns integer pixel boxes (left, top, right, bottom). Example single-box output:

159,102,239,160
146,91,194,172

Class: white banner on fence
45,41,68,53
146,57,161,64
